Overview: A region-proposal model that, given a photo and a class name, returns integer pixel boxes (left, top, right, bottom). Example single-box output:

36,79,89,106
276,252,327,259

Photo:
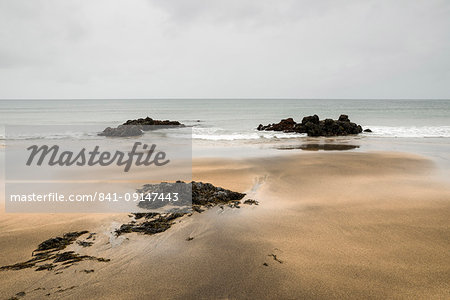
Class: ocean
1,99,449,137
1,99,450,168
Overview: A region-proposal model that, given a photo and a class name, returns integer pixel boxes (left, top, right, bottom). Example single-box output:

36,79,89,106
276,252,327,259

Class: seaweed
35,231,88,252
1,231,109,272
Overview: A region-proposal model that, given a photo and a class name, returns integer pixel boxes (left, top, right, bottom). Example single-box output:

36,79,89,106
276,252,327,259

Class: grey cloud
148,0,346,26
0,0,449,99
0,0,89,68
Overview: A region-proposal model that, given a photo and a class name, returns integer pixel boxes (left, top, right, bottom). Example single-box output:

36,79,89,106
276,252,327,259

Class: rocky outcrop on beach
191,181,246,206
116,181,247,235
136,181,246,210
257,114,363,136
1,181,248,273
99,116,185,137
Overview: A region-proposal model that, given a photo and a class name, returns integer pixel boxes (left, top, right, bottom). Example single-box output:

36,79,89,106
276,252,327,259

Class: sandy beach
2,0,450,298
1,151,449,299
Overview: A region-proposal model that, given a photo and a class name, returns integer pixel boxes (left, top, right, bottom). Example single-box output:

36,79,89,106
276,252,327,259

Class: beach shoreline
1,151,449,299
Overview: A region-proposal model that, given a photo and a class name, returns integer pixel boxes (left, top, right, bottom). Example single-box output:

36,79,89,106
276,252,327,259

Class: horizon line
1,98,449,101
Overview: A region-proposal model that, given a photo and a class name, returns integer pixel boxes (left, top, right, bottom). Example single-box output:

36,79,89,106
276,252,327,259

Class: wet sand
0,152,449,299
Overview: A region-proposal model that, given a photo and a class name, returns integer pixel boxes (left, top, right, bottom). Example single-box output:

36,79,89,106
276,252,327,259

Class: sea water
1,99,449,137
1,99,449,168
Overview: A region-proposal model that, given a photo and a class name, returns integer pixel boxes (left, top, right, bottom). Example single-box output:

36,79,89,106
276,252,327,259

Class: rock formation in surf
257,114,364,137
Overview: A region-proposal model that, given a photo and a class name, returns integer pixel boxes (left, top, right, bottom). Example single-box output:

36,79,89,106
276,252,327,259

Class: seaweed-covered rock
116,181,247,236
257,114,364,137
136,181,246,210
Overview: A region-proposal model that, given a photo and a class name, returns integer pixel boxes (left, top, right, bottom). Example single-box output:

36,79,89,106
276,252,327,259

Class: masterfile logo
4,125,192,213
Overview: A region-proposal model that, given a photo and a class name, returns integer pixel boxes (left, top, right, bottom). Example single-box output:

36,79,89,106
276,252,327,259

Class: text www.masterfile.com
8,192,180,202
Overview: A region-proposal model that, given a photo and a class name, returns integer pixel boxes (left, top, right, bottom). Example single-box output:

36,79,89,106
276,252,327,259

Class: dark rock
117,182,247,236
338,114,350,122
136,181,192,209
115,213,185,236
132,212,160,220
76,241,93,247
136,181,246,210
98,125,143,137
304,121,321,136
364,128,372,133
293,123,306,133
86,233,96,240
301,114,319,125
257,114,363,137
257,118,297,132
35,264,55,271
99,116,185,137
97,257,110,262
192,205,205,213
228,201,241,208
243,199,259,205
191,181,246,206
123,116,184,129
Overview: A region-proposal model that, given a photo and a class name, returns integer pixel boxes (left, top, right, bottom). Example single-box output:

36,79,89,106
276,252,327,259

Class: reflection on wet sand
277,143,360,151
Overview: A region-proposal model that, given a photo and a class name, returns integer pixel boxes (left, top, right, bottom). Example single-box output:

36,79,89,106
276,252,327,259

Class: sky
0,0,449,99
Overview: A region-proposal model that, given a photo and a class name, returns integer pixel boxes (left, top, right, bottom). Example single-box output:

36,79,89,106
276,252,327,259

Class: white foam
192,126,450,140
2,125,450,141
192,127,303,141
0,131,98,141
364,126,450,138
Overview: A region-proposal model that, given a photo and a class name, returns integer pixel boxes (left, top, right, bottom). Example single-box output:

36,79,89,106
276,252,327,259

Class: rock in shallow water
257,114,364,137
98,125,143,137
123,116,184,128
99,116,185,137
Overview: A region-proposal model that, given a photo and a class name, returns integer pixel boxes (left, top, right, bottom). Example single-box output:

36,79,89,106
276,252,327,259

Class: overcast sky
0,0,449,99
